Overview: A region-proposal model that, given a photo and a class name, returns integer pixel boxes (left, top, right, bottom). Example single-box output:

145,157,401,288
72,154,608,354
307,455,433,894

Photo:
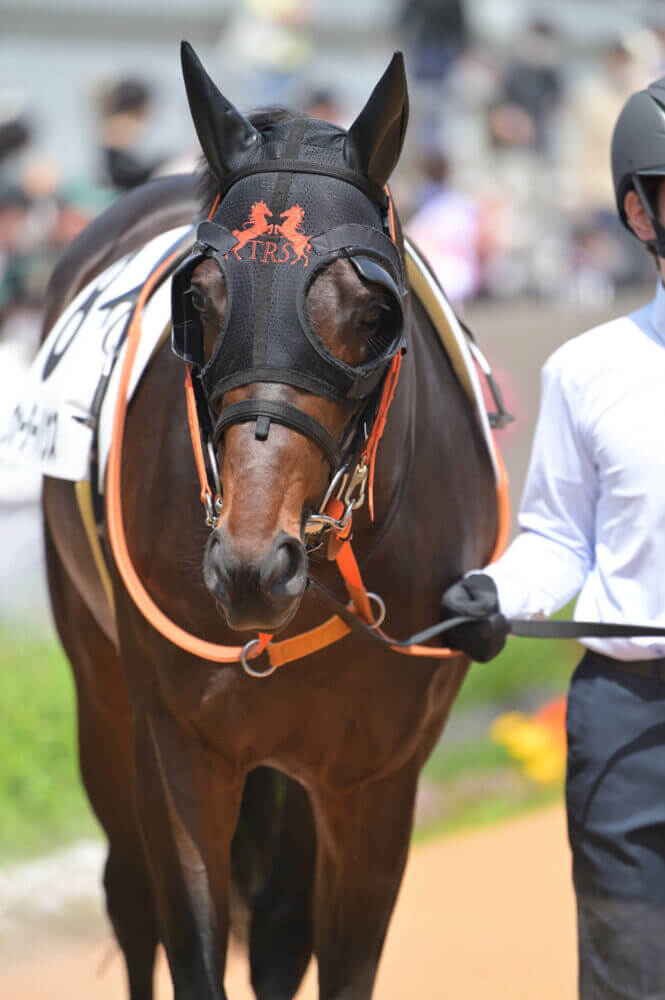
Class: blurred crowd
1,0,665,353
0,75,171,352
397,1,665,306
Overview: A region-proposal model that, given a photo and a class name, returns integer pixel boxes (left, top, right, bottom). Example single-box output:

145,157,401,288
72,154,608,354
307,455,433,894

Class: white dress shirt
482,280,665,660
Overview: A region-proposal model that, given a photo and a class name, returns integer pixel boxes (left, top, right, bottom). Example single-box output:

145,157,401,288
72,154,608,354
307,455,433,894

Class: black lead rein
308,578,665,654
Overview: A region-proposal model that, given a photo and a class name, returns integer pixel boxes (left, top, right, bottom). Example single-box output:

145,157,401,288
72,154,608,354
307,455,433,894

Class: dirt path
1,803,576,999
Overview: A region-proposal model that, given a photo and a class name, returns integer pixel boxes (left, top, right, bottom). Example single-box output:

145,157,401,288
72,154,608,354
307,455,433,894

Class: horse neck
404,295,498,573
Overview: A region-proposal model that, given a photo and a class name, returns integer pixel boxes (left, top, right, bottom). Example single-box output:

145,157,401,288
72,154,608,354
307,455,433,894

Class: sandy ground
1,803,577,1000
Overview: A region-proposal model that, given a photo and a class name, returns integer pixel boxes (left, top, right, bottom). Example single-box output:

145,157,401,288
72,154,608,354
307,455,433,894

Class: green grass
0,622,99,860
418,730,564,840
414,783,562,843
423,733,512,782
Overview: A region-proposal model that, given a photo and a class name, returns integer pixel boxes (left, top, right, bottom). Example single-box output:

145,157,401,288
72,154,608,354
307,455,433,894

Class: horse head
178,42,408,633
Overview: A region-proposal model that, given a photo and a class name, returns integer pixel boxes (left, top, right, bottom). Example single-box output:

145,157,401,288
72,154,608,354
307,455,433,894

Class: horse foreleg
311,761,420,1000
133,709,243,1000
44,522,158,1000
249,776,316,999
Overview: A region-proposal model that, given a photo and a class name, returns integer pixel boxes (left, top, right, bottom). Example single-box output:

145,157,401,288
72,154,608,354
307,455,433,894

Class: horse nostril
262,536,307,599
267,544,291,587
204,529,307,627
203,532,231,603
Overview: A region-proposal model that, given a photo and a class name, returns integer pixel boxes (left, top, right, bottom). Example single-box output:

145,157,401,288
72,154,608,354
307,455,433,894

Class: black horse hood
172,113,407,405
172,41,409,395
171,42,408,474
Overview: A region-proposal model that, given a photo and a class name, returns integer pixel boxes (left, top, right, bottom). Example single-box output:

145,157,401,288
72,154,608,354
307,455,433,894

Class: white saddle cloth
0,226,193,492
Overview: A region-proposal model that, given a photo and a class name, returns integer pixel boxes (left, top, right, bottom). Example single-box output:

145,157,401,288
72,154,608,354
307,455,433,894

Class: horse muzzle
203,528,308,632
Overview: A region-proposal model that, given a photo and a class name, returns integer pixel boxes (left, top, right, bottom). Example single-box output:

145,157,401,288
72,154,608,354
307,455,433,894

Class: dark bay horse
42,44,497,1000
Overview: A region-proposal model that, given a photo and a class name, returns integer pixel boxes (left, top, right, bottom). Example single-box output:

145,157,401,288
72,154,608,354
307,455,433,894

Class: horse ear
181,41,260,180
343,52,409,188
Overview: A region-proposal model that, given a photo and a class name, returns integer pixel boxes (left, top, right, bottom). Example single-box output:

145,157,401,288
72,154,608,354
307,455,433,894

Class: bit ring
366,592,386,629
241,639,279,678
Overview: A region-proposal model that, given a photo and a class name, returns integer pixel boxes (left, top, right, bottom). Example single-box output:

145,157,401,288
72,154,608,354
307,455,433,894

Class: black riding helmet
612,76,665,255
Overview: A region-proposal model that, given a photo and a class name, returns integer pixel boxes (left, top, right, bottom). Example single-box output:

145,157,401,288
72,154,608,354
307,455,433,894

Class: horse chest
175,656,447,786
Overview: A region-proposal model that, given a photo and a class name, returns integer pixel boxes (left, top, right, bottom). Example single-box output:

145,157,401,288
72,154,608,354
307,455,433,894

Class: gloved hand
440,573,508,662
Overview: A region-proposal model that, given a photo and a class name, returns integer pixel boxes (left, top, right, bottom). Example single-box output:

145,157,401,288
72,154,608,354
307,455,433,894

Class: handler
441,77,665,999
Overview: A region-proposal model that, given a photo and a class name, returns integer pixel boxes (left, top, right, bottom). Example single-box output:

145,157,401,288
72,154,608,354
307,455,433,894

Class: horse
41,43,498,1000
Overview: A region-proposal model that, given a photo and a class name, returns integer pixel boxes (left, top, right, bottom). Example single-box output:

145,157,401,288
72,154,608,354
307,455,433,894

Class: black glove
440,573,508,662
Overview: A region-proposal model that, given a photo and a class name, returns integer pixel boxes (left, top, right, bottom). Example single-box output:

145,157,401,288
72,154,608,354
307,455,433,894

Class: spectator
302,89,343,126
406,150,482,306
401,0,468,84
0,91,31,177
566,39,651,218
221,0,312,108
94,77,165,192
499,20,564,156
561,38,655,294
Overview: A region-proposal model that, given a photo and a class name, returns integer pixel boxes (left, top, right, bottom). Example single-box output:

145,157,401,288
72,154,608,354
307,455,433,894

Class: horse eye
189,285,206,312
365,305,381,324
357,298,400,358
359,301,387,330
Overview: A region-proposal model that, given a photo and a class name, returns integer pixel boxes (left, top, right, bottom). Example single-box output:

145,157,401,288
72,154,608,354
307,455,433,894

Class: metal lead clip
305,459,369,540
343,459,368,512
205,493,223,527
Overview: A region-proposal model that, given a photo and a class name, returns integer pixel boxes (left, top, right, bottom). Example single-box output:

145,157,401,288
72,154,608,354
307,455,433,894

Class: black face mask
171,118,406,472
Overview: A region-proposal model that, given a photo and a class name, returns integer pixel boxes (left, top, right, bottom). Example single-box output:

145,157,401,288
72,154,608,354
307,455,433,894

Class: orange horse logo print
276,205,311,266
231,201,272,260
228,201,313,267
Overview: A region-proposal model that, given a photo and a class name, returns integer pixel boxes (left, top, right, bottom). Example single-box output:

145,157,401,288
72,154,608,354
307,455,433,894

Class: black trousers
566,650,665,999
